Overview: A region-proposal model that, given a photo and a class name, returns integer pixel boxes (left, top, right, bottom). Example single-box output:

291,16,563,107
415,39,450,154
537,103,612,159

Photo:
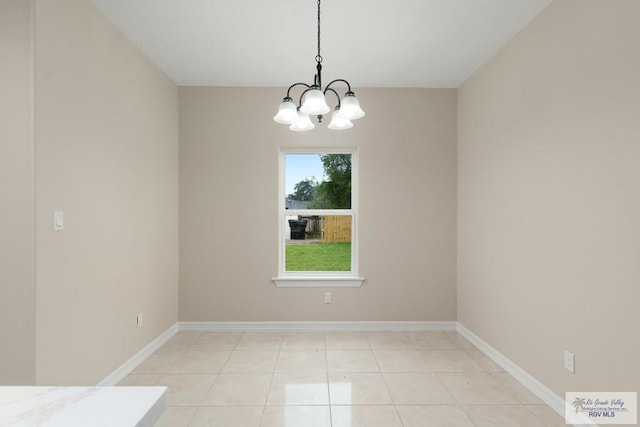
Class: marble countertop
0,386,167,427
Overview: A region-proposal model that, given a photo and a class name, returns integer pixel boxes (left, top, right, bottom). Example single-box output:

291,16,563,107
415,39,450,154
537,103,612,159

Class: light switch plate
53,211,64,231
137,313,143,328
564,350,575,373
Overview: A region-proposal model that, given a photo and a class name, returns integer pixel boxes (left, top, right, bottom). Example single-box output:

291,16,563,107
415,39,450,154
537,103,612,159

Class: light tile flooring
118,330,567,426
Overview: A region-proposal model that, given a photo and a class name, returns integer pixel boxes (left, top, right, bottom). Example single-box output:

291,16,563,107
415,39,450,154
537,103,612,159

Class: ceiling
90,0,551,88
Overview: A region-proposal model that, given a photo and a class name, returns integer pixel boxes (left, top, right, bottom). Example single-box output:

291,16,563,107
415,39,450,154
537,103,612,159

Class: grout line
324,331,333,426
259,334,282,425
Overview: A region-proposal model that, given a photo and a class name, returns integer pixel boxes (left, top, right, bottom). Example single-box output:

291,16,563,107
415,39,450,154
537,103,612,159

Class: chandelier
273,0,365,131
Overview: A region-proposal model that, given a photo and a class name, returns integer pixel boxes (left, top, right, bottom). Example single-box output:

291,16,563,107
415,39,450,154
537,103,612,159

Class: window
273,148,363,287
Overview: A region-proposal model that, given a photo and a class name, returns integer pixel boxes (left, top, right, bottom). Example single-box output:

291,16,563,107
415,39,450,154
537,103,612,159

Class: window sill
272,276,365,288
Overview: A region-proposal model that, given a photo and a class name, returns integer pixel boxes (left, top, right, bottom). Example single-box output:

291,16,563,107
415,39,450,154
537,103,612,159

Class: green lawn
286,242,351,271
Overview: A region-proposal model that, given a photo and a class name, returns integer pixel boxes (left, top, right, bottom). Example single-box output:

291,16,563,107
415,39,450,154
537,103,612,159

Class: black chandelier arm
324,78,353,94
324,87,341,108
285,82,312,99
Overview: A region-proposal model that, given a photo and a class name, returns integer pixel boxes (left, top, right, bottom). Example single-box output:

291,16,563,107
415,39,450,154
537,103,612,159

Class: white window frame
272,147,364,288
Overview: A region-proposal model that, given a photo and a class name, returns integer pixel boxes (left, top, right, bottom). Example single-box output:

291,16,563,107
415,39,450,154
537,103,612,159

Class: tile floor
118,330,567,426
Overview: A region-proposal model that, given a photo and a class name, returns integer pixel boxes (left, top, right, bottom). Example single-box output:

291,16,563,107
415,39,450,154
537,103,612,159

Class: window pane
285,153,351,210
285,215,352,272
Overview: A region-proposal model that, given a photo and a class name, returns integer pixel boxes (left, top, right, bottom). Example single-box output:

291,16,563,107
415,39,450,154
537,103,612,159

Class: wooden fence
296,215,352,243
322,215,351,243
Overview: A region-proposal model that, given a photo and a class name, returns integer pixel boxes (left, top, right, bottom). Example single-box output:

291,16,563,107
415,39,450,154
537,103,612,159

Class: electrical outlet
136,313,143,328
324,292,332,304
564,350,575,373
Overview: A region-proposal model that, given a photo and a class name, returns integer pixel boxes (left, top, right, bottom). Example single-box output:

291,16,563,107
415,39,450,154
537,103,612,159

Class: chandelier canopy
273,0,365,131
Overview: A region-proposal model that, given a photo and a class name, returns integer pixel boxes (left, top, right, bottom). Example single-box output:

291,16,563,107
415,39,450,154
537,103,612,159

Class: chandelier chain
316,0,322,63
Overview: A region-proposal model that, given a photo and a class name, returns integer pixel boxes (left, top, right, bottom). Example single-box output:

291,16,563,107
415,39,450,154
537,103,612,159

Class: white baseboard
179,320,457,332
456,323,597,427
97,323,179,386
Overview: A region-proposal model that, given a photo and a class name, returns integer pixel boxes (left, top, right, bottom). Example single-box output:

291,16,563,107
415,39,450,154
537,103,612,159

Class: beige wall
0,0,35,384
179,87,457,321
8,0,635,398
33,0,179,385
458,0,640,398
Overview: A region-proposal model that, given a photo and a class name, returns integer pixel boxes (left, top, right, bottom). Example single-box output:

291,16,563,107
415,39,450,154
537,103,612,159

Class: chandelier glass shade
327,108,353,130
273,0,364,131
289,111,315,132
